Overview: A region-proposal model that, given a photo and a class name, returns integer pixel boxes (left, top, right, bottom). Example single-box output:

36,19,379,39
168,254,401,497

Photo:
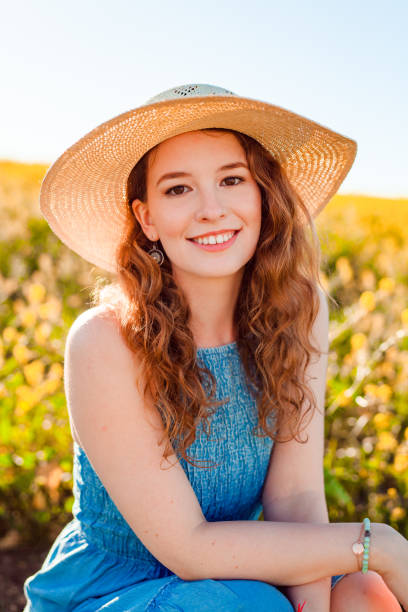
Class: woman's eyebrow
155,162,249,187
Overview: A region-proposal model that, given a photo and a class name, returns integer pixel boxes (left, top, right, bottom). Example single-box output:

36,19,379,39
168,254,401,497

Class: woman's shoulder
65,304,148,398
70,303,119,326
65,304,123,355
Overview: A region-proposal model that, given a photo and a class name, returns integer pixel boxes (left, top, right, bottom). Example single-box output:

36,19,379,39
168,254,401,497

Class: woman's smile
187,228,241,251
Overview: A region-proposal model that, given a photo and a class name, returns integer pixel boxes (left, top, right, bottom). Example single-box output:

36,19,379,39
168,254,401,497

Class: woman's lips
188,230,240,251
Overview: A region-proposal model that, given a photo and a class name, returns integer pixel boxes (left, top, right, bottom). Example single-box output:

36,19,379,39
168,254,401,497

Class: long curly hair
90,128,328,469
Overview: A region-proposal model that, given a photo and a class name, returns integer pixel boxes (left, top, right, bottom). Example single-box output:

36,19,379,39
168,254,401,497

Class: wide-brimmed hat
40,83,357,274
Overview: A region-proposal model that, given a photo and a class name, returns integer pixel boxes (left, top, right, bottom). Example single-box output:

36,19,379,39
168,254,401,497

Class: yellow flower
337,389,352,407
364,383,392,403
387,487,398,499
373,412,392,430
12,343,32,364
390,507,406,521
23,359,45,387
404,427,408,441
364,384,378,398
20,308,37,328
37,378,61,396
378,277,396,293
15,385,40,411
376,431,397,452
350,333,367,352
49,362,63,379
27,282,46,304
393,453,408,473
3,326,18,343
360,291,376,312
16,385,32,401
376,384,392,403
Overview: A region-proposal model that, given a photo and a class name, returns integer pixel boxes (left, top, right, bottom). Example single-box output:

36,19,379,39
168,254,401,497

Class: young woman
24,84,408,611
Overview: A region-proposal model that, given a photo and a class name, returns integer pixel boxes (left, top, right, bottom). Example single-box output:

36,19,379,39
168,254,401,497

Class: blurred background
0,0,407,608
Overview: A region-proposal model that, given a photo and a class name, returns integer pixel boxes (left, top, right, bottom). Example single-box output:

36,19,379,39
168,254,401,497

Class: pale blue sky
1,0,407,197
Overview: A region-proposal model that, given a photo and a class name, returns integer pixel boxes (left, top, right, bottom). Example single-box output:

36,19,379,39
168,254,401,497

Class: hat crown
145,83,237,104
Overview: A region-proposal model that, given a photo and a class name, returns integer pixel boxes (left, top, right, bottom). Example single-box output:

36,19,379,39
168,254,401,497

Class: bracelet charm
351,517,371,573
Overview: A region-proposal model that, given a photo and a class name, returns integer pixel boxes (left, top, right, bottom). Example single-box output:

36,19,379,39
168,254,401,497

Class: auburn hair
90,128,328,469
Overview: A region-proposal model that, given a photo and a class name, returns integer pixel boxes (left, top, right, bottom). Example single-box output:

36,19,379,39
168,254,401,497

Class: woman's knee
331,570,401,611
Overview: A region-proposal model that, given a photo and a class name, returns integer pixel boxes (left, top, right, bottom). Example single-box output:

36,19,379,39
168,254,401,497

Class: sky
1,0,407,198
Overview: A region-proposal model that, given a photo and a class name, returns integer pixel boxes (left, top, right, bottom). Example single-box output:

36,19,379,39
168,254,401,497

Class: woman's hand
373,524,408,610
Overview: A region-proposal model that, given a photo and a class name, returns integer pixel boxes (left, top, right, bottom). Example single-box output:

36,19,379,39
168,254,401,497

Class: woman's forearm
185,520,391,584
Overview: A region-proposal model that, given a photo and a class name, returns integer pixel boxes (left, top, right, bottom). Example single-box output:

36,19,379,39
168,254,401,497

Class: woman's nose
195,190,227,221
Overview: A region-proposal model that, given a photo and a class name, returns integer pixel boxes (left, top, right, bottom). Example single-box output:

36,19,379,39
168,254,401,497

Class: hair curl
90,128,328,469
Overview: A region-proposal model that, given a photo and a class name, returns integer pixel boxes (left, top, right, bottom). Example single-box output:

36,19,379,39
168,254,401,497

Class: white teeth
193,231,236,245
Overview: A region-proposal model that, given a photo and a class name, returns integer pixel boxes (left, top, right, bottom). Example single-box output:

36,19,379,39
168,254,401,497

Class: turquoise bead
361,518,371,573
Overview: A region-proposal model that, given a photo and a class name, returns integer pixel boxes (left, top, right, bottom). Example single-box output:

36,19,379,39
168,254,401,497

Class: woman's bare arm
64,306,207,578
186,518,391,584
65,306,396,588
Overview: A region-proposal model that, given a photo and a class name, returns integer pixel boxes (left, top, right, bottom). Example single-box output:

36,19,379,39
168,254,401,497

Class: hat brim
40,94,357,274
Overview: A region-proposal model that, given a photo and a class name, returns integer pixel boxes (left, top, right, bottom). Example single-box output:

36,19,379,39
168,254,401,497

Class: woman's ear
131,199,158,241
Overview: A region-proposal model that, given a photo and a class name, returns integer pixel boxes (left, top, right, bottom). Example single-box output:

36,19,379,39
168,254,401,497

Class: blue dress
24,341,346,611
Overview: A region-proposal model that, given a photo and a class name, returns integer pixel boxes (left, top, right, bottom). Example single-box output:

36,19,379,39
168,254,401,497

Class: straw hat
40,83,357,274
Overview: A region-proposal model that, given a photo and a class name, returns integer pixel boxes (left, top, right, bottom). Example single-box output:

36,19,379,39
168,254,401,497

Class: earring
148,239,164,266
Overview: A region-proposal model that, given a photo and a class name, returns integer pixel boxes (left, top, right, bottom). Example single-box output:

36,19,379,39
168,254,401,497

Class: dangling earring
148,238,164,266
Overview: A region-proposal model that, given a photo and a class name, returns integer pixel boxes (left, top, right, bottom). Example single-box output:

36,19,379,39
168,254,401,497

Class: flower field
0,160,407,548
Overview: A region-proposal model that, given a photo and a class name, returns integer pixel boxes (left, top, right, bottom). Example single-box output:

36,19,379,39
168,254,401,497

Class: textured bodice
71,341,275,569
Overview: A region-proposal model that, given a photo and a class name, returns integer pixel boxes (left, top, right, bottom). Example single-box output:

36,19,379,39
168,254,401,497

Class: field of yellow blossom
0,160,407,548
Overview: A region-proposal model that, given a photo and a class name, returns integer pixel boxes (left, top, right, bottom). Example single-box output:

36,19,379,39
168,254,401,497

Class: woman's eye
165,185,188,196
165,176,243,197
222,176,244,186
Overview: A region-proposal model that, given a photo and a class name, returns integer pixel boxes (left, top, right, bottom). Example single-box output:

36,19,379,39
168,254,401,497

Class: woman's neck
173,268,243,348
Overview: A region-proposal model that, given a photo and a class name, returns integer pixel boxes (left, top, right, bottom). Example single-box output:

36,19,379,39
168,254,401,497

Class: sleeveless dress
23,341,346,611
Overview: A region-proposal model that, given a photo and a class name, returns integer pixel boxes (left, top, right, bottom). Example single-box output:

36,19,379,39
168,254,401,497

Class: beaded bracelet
351,517,371,573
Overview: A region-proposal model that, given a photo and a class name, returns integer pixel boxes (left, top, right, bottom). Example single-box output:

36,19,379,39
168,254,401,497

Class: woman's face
132,130,262,285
